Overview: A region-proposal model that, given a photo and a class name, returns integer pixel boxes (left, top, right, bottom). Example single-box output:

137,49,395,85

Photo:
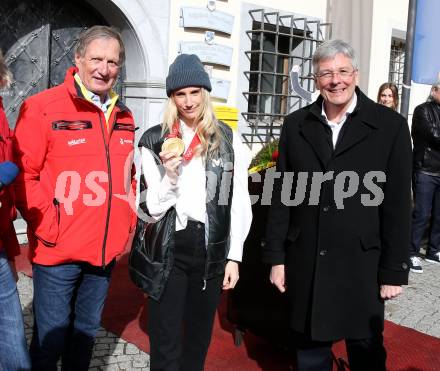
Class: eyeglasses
315,69,357,81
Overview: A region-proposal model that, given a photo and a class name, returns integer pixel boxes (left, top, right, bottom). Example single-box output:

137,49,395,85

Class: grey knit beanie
166,54,212,97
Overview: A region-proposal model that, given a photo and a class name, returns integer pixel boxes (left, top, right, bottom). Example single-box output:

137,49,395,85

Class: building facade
0,0,431,147
2,0,432,144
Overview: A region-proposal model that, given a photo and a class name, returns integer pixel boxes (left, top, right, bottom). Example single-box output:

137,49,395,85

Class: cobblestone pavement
384,258,440,338
17,273,150,371
16,258,440,370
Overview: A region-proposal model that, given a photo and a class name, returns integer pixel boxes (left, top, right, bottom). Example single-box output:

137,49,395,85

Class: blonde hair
162,88,223,158
0,50,12,89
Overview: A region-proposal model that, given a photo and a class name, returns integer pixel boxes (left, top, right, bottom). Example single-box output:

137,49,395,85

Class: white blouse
141,121,252,262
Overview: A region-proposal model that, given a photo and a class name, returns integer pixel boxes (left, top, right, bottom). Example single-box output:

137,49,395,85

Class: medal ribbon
167,121,201,161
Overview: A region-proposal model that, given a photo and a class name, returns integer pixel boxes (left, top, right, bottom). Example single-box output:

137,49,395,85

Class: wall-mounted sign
210,78,230,101
179,42,233,67
180,6,234,35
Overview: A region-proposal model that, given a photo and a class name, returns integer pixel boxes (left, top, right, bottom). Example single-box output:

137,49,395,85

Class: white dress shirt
141,120,252,261
321,93,357,148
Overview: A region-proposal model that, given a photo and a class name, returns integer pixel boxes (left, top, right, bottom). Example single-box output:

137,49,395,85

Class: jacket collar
307,87,379,128
300,87,379,167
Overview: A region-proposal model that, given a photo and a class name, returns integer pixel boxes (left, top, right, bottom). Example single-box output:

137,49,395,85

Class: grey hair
75,25,125,66
0,50,12,89
312,39,359,73
427,80,440,102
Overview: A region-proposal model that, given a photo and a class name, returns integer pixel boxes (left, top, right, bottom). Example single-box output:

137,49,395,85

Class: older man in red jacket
14,26,136,370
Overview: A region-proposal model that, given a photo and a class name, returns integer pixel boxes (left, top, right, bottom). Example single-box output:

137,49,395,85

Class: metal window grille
242,9,330,146
388,38,405,108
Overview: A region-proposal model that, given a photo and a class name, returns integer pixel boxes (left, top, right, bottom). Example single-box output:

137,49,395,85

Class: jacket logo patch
68,138,86,146
212,158,223,167
114,123,135,132
120,138,134,145
52,120,92,130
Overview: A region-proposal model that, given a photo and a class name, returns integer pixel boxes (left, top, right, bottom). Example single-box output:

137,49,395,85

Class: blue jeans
410,172,440,256
30,260,114,371
0,251,31,371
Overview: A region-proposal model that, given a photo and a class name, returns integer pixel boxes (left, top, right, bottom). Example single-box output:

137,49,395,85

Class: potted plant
248,138,279,174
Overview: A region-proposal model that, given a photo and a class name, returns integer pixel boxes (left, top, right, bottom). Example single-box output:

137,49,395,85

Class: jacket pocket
52,120,92,130
113,123,136,132
205,239,229,279
207,239,229,263
34,198,60,247
50,119,99,157
359,234,381,251
112,122,135,155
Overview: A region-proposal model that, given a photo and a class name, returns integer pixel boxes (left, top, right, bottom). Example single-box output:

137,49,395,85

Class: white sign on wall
180,6,234,35
210,78,230,101
179,42,233,67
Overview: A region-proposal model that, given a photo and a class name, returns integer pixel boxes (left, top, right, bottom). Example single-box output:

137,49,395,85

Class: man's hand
222,261,239,290
270,264,286,293
380,285,402,300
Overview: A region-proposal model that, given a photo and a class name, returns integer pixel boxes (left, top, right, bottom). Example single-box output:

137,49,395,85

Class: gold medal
161,137,185,156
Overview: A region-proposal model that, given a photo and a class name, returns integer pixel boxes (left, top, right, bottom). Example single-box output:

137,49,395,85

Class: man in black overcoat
264,39,411,371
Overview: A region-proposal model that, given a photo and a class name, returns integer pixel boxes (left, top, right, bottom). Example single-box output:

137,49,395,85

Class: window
389,38,405,109
242,9,330,146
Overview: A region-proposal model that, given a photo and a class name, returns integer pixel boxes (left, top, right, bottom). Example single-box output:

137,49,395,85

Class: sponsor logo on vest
67,138,86,146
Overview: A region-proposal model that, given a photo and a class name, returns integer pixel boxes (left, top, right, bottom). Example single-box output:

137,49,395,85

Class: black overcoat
263,88,412,341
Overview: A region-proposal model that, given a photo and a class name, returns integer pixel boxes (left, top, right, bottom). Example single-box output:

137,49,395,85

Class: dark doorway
0,0,123,127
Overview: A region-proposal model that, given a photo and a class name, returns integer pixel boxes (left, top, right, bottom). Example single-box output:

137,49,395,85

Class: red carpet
16,246,440,370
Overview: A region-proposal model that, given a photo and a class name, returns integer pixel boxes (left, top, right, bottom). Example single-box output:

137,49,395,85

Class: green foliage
249,139,279,170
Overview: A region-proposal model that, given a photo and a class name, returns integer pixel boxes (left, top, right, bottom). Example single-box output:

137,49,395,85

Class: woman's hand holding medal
160,138,185,185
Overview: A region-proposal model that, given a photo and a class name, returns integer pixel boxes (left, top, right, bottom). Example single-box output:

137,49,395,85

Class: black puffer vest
129,122,234,301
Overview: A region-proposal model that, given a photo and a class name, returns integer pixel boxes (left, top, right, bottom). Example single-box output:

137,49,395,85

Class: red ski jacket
14,67,136,266
0,97,19,259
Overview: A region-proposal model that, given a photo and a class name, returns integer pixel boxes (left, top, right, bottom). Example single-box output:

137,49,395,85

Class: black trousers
294,332,387,371
148,221,223,371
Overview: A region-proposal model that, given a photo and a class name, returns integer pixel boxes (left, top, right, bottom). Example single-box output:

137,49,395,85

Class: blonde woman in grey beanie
130,54,252,370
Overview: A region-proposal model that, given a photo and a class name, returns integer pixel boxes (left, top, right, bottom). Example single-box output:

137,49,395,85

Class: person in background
409,80,440,273
0,49,31,371
13,26,136,370
264,40,411,371
130,54,252,371
377,82,399,111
